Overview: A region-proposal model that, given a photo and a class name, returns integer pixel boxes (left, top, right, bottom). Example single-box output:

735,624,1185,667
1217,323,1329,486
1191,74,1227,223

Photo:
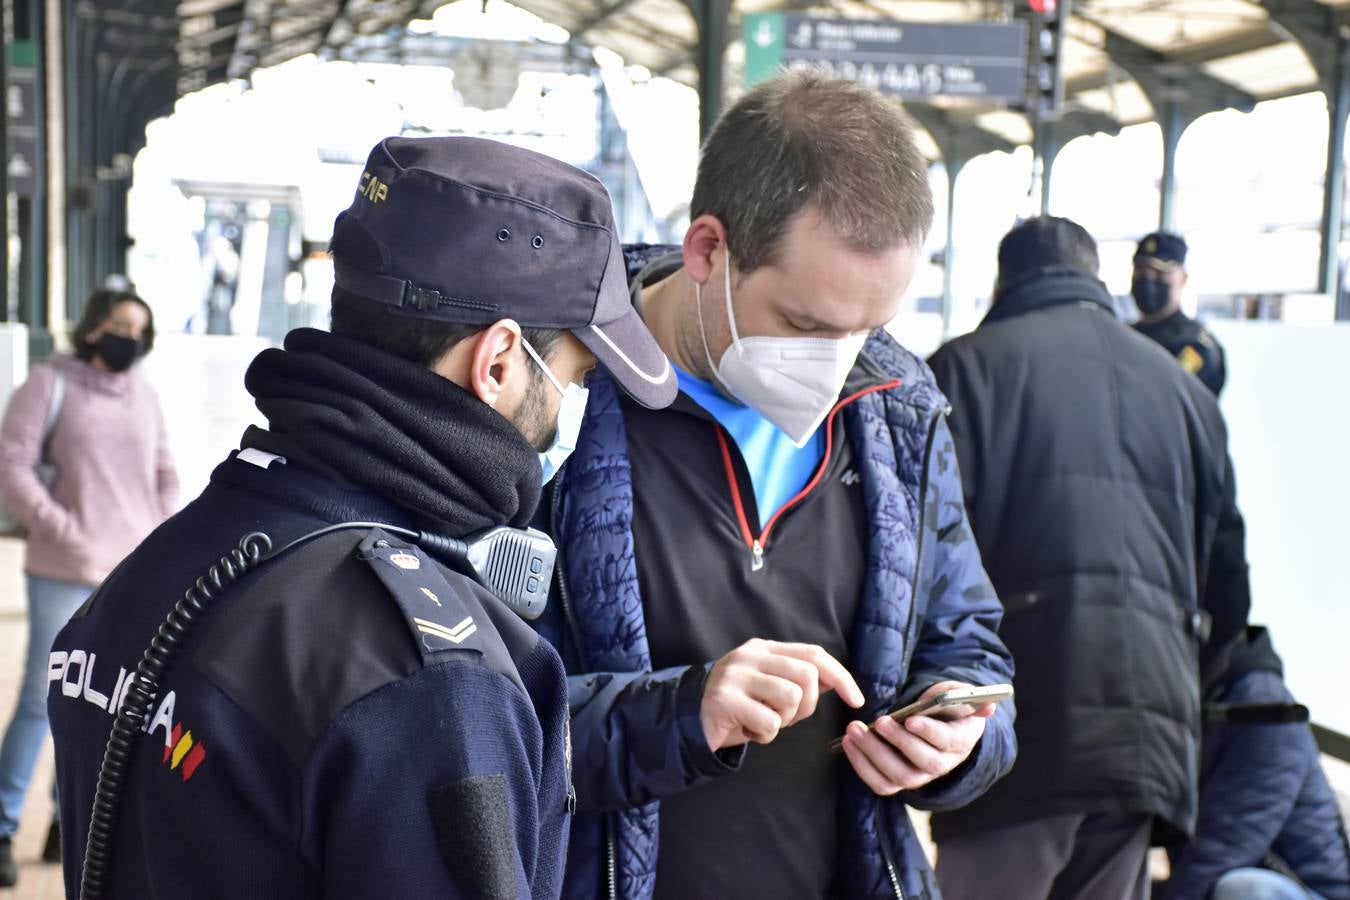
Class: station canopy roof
111,0,1350,156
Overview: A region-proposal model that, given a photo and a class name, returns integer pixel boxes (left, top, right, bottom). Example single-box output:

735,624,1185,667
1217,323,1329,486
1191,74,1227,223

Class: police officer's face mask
696,246,867,448
1131,276,1172,316
520,337,589,485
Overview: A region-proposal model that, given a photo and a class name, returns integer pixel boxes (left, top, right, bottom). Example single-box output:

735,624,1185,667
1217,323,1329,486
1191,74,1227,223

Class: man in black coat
927,217,1252,900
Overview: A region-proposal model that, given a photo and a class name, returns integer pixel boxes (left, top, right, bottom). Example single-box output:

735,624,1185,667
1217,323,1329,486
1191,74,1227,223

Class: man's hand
701,639,865,751
841,680,994,797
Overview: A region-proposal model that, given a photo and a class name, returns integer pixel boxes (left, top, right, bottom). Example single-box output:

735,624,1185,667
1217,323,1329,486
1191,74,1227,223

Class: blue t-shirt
675,365,825,530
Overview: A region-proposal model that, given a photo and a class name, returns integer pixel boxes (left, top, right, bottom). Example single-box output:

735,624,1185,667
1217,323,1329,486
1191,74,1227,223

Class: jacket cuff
676,662,745,778
902,734,983,807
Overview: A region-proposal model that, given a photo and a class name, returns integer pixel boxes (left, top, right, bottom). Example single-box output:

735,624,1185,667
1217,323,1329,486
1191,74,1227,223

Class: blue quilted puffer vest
548,328,953,900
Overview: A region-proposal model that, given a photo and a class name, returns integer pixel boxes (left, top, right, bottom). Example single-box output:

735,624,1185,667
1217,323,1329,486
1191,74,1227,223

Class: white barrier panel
1209,321,1350,736
0,324,29,410
140,334,270,508
885,311,945,360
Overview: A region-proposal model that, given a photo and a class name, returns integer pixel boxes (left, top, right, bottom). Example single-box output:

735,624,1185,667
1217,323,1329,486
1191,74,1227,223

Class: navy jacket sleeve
1201,455,1251,671
1157,671,1310,900
527,499,743,813
900,416,1017,811
564,665,744,812
304,661,569,899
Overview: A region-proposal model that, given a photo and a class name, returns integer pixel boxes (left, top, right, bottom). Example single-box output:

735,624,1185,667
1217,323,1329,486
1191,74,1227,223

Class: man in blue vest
533,71,1017,900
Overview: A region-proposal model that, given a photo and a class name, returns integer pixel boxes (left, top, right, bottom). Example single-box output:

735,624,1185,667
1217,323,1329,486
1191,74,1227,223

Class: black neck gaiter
243,328,542,535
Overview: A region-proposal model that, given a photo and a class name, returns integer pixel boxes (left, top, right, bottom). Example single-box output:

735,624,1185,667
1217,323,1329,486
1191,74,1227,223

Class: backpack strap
1203,702,1310,725
40,369,65,462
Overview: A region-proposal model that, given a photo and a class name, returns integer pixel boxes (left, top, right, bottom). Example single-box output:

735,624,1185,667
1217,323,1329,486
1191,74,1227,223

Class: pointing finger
768,642,865,708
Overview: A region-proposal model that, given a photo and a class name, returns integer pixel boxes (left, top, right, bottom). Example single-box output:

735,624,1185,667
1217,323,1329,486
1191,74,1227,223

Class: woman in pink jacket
0,288,177,887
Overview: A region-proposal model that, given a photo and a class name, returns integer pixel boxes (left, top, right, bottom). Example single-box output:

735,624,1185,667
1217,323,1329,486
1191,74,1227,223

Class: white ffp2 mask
697,248,868,447
521,337,589,484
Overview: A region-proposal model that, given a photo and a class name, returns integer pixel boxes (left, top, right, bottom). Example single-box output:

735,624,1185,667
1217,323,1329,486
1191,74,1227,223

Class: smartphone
828,684,1014,753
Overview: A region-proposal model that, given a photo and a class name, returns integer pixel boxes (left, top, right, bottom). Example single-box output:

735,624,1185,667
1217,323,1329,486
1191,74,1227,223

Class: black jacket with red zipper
624,356,885,899
530,244,1017,900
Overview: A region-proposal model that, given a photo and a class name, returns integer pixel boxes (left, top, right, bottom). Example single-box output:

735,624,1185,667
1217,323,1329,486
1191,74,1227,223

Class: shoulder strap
43,370,65,441
39,369,65,463
354,528,486,663
1202,702,1310,725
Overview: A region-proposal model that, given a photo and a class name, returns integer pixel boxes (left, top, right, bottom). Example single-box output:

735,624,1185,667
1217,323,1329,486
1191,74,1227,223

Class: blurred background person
0,288,178,887
1131,231,1227,396
928,216,1251,900
1154,625,1350,900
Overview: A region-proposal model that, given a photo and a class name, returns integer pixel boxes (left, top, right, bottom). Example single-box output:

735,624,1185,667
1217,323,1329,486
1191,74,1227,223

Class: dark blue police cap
332,136,675,409
1134,231,1187,269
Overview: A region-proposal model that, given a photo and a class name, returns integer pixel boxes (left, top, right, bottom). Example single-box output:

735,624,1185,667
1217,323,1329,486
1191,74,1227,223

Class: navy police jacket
532,245,1017,900
47,451,571,899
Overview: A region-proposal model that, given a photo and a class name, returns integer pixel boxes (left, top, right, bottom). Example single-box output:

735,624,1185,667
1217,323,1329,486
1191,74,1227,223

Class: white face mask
521,337,590,485
697,248,869,447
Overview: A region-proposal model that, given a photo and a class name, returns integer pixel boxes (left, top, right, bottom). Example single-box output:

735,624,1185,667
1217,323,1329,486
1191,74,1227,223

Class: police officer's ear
682,214,730,287
432,318,526,409
472,319,528,409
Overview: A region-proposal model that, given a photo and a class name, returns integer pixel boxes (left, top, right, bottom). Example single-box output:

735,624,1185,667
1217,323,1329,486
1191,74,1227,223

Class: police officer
1131,231,1227,395
45,137,676,899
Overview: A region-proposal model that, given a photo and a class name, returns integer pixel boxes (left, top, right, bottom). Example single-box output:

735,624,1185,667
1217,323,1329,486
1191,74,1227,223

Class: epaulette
356,528,485,662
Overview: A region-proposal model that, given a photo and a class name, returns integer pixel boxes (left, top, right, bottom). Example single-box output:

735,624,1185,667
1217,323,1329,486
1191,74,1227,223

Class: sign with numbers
744,13,1028,104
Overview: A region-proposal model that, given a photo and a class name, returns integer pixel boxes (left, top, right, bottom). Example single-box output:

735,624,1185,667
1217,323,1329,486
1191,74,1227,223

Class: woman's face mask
90,299,152,372
94,333,144,372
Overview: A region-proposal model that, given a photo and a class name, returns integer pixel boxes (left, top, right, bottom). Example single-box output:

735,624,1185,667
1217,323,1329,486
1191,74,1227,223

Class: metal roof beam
1090,24,1253,227
1065,26,1283,98
265,9,335,46
1052,107,1123,142
904,104,1016,165
1168,25,1286,66
179,20,244,49
571,16,693,58
1098,24,1256,121
78,4,178,31
176,0,243,16
1256,0,1347,88
1035,107,1123,175
651,46,692,77
1252,1,1350,298
102,30,180,51
571,0,648,42
325,0,355,48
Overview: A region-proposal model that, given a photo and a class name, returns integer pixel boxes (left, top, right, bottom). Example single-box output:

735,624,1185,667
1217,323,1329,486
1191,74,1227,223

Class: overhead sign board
744,13,1027,104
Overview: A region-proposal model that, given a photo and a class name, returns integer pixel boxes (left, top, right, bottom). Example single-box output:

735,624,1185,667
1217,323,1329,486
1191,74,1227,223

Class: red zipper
715,379,901,571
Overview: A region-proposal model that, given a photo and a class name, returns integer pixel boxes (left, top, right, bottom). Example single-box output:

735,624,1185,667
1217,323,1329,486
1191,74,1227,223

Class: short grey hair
691,70,934,274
